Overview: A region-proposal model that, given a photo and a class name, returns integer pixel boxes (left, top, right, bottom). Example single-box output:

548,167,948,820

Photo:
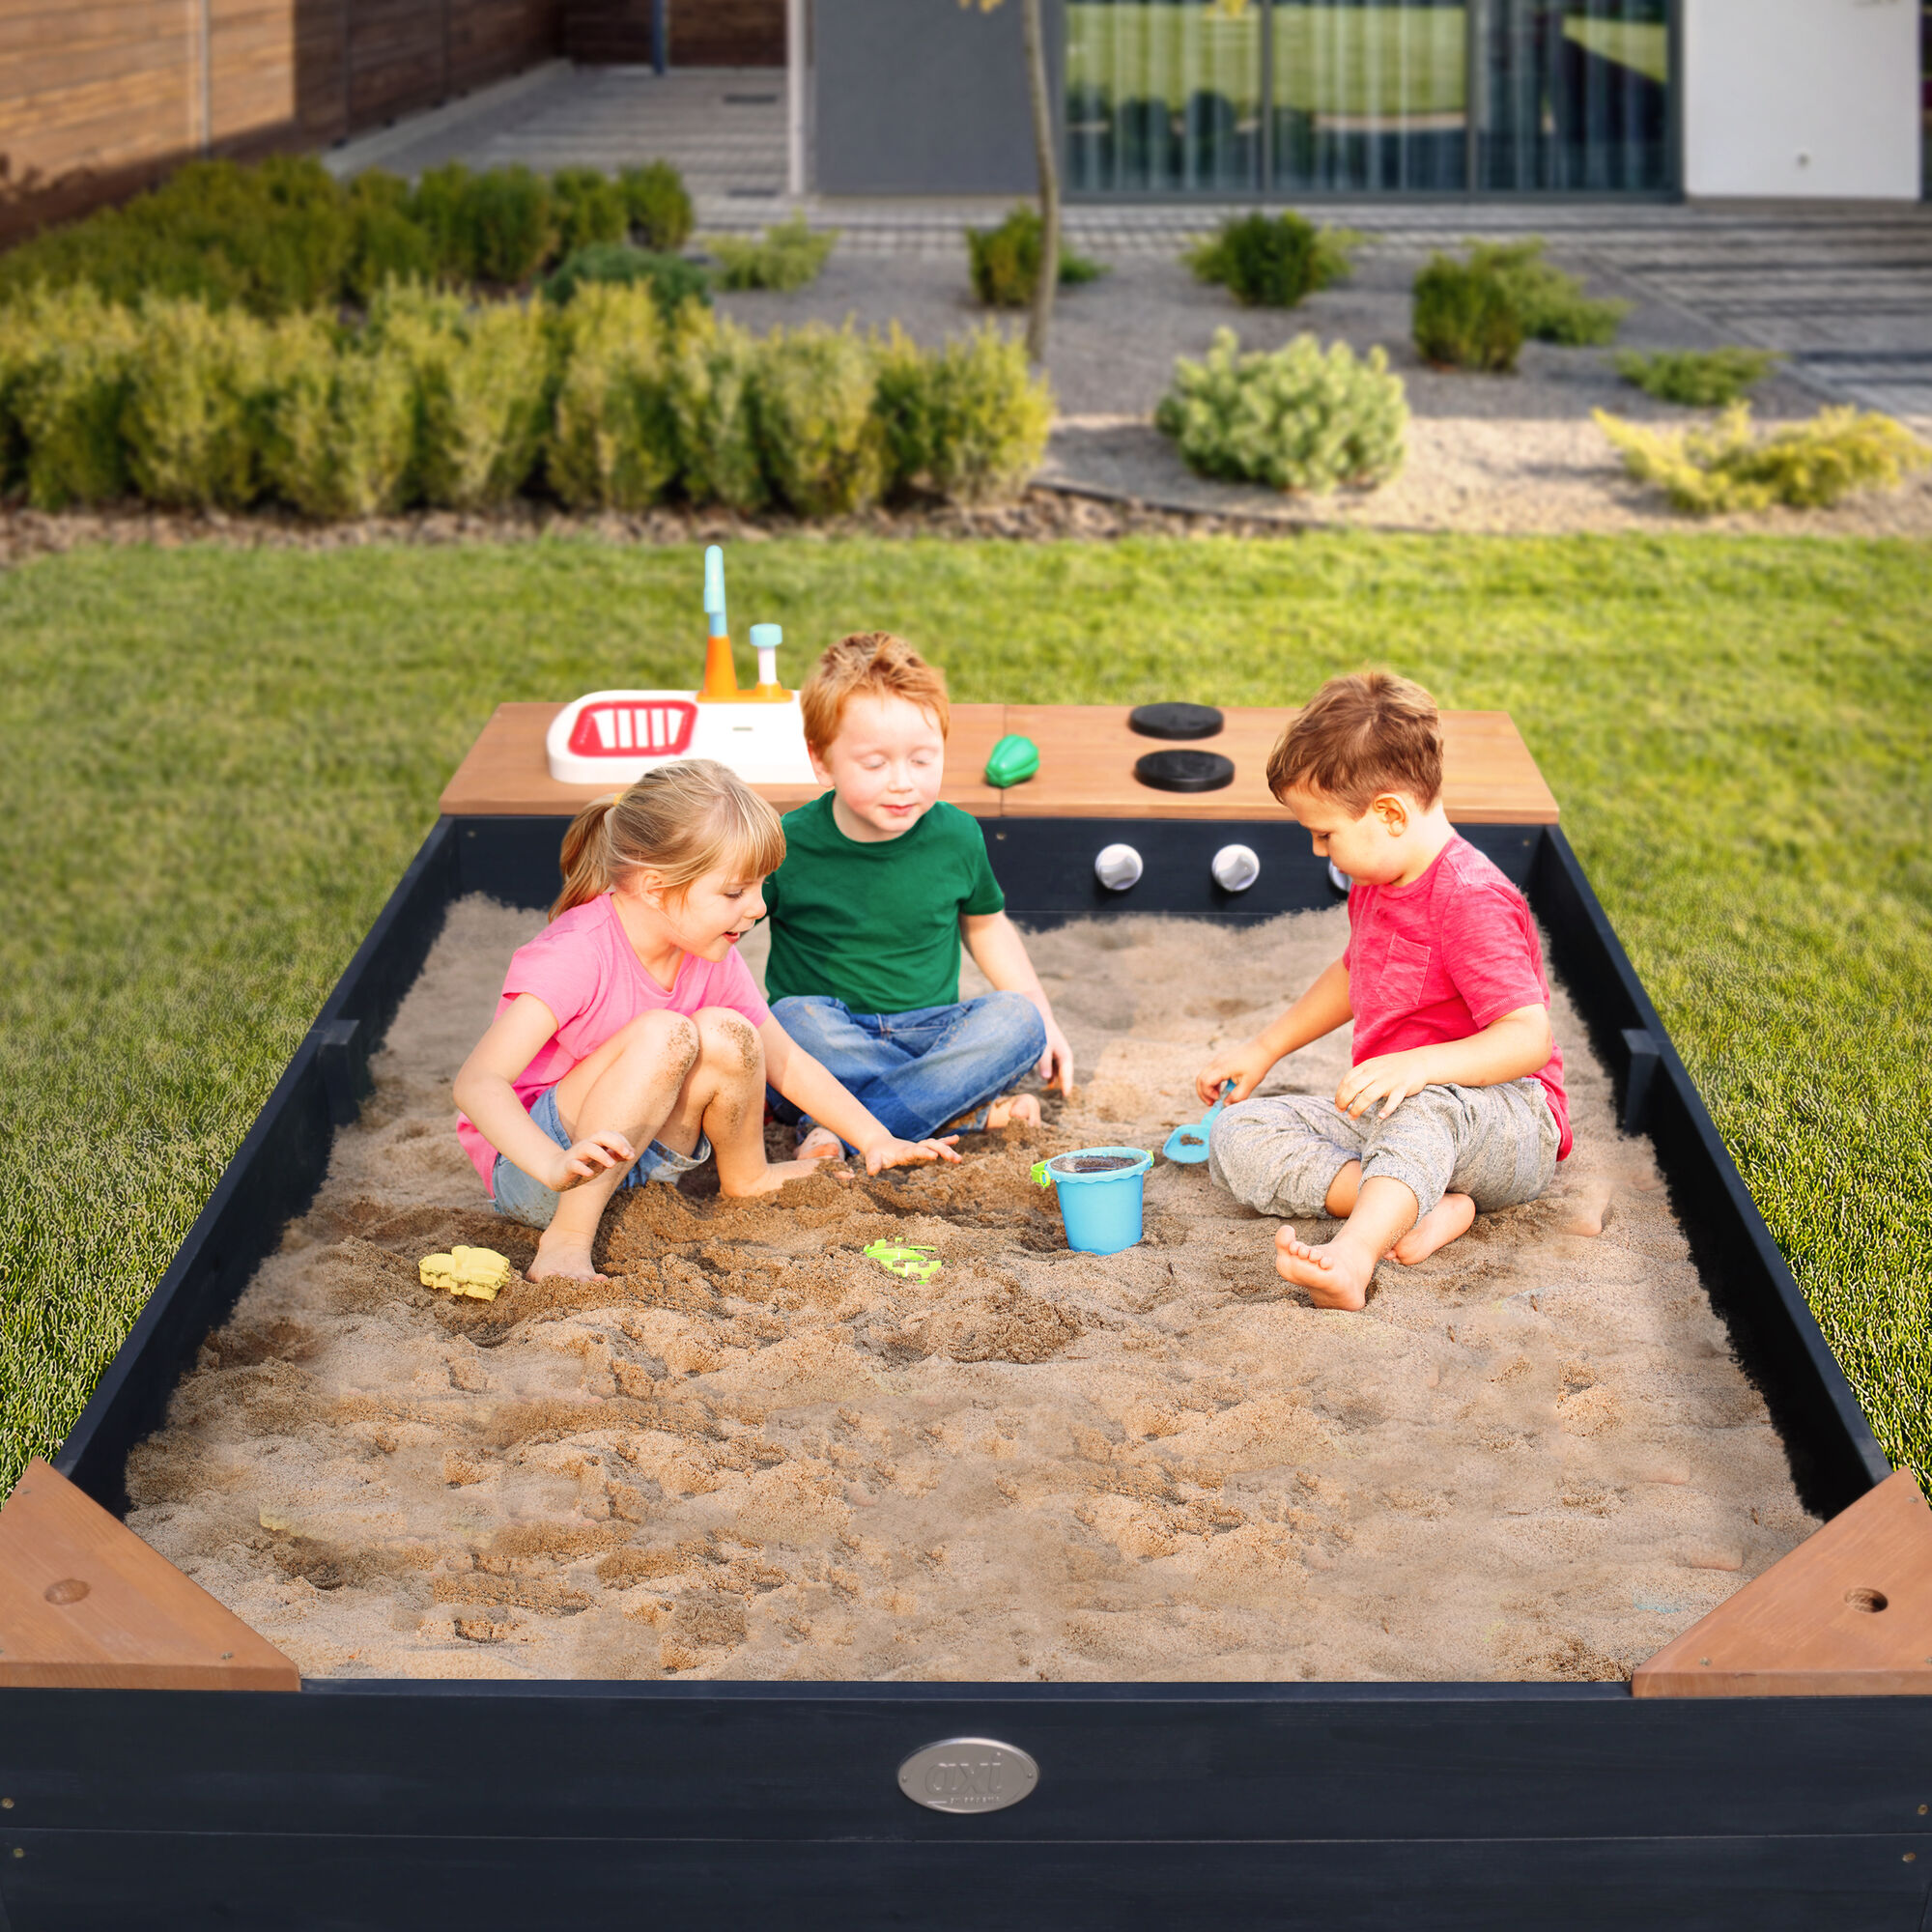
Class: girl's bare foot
986,1094,1042,1131
529,1231,611,1284
729,1155,847,1197
797,1125,844,1161
1391,1192,1475,1264
1275,1224,1377,1311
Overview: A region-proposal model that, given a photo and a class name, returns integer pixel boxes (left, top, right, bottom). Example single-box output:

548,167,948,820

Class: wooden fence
0,0,563,240
564,0,783,70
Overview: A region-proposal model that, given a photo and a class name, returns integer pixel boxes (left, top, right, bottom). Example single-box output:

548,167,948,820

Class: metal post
786,0,807,197
652,0,668,74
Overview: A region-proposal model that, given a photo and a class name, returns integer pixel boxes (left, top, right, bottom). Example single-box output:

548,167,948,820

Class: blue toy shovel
1163,1082,1233,1164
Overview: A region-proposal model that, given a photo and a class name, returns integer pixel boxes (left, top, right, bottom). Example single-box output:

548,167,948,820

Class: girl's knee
695,1007,763,1080
615,1009,699,1068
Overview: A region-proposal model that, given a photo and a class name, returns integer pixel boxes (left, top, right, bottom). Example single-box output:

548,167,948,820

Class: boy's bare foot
1275,1224,1378,1311
1391,1192,1475,1264
729,1155,848,1197
797,1126,844,1161
986,1094,1042,1131
529,1232,611,1284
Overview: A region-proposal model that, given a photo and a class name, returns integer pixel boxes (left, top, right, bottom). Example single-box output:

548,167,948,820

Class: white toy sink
547,690,816,788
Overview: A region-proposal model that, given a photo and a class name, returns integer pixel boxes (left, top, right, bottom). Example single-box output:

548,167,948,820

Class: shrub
1155,327,1406,495
1614,347,1783,410
752,323,888,517
620,161,694,253
1412,254,1525,373
262,316,416,519
706,215,839,293
11,286,141,507
1595,403,1932,515
373,283,552,509
121,298,270,508
1184,212,1357,308
409,163,477,282
547,283,679,511
967,207,1106,308
543,242,711,318
873,323,1052,504
463,166,556,287
1471,240,1628,347
550,167,629,257
344,170,437,305
668,308,768,512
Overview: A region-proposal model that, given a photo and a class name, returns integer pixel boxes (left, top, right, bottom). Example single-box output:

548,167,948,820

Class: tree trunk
1021,0,1059,367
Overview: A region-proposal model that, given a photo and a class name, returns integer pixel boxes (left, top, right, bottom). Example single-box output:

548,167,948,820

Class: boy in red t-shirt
1197,671,1569,1311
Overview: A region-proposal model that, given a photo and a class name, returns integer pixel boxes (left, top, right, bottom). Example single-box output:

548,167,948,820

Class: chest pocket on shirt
1378,935,1433,1012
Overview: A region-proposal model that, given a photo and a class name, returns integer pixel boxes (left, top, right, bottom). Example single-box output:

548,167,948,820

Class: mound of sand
127,897,1815,1683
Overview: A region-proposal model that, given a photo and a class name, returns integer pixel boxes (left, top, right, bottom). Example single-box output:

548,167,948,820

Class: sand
126,896,1817,1684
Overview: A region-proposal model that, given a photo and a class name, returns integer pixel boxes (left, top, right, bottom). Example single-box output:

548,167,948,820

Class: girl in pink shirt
454,760,959,1284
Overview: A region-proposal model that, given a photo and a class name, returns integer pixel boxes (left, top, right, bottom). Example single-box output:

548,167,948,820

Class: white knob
1211,843,1260,893
1094,843,1143,891
1327,859,1350,895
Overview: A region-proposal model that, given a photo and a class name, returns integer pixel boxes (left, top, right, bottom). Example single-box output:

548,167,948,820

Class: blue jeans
491,1082,711,1230
768,991,1046,1147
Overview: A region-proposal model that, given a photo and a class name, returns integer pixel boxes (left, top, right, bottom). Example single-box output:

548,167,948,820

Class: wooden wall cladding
567,0,785,67
0,0,563,242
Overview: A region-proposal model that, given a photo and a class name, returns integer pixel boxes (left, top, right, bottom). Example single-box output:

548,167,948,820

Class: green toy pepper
983,734,1040,789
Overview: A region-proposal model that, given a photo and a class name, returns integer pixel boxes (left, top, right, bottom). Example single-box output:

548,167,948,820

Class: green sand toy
983,734,1040,788
862,1240,944,1284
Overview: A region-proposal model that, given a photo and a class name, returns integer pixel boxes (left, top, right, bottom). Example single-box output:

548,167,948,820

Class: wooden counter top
440,702,1558,824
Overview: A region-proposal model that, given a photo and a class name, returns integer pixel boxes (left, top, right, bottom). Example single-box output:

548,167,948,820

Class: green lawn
1,533,1927,1502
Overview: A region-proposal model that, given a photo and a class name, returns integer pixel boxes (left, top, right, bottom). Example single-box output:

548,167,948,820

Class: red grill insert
566,700,697,759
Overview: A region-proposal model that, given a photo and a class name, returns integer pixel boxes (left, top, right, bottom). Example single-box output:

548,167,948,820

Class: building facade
803,0,1926,202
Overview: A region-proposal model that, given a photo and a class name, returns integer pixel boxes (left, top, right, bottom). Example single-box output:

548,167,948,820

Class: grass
1,533,1928,1505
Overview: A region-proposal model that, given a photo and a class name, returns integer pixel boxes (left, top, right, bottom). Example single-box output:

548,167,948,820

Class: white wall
1686,0,1921,199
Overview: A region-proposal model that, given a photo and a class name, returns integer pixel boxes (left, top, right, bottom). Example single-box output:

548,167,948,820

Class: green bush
373,283,551,509
705,215,839,293
261,315,417,519
1155,327,1406,496
1595,403,1932,515
462,167,555,288
11,286,141,507
1614,347,1783,410
408,163,477,283
121,298,269,509
546,283,680,511
752,322,889,517
543,242,711,318
550,167,629,257
874,323,1052,504
1184,213,1357,308
1471,240,1628,347
345,171,437,305
1412,253,1526,373
620,161,695,254
668,308,769,513
967,207,1106,308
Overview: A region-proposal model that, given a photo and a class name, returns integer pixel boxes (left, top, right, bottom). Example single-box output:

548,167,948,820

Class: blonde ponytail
552,759,786,920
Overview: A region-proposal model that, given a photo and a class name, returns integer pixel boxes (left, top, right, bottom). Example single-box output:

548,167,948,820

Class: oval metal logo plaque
897,1737,1038,1814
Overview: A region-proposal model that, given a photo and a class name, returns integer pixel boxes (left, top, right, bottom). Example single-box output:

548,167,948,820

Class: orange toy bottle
697,544,740,702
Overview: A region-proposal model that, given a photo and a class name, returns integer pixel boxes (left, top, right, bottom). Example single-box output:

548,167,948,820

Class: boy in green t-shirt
761,632,1073,1154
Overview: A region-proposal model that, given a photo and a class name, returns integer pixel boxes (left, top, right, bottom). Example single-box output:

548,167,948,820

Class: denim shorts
490,1083,711,1230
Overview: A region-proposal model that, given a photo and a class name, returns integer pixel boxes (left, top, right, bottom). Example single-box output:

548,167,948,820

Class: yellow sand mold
418,1245,514,1301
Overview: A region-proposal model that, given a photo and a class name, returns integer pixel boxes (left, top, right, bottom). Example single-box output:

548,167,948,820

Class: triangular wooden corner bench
1634,1467,1932,1697
0,1461,298,1691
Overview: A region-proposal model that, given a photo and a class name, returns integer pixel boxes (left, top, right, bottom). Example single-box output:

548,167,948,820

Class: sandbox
4,704,1925,1932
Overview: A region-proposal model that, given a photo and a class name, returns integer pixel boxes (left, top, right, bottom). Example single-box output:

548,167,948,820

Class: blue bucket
1031,1146,1153,1256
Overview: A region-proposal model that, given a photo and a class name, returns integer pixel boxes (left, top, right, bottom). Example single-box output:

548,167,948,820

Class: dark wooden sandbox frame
7,810,1928,1932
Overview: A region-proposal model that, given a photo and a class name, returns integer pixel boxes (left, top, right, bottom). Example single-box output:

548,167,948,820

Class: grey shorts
490,1082,710,1230
1208,1078,1560,1225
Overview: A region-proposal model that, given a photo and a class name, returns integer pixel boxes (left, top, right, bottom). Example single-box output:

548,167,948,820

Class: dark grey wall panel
812,0,1059,195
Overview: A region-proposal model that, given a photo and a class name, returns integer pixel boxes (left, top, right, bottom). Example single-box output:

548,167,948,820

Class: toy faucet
697,544,741,702
748,623,789,702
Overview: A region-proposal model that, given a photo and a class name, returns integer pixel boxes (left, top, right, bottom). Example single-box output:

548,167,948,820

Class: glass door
1270,1,1469,193
1065,0,1265,194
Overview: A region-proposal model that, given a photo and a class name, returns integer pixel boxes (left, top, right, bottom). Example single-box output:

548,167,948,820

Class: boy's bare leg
536,1010,701,1282
684,1009,842,1198
1392,1193,1475,1264
987,1094,1041,1131
1276,1176,1420,1311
